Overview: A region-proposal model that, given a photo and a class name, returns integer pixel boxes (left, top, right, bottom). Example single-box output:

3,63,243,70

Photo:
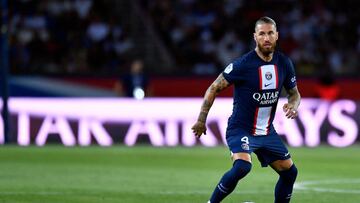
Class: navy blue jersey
223,50,297,135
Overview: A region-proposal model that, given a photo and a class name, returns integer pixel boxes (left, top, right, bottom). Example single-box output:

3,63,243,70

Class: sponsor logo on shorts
241,143,250,151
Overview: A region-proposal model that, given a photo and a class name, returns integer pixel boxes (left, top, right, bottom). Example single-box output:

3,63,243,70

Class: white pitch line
295,179,360,194
3,179,359,197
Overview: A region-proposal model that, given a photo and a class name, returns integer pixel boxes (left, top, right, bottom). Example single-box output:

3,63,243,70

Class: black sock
274,164,298,203
209,159,252,203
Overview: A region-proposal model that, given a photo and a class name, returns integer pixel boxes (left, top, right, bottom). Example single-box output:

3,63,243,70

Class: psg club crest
265,72,272,80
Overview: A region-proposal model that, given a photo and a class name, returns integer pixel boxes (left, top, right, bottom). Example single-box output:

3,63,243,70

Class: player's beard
258,42,276,57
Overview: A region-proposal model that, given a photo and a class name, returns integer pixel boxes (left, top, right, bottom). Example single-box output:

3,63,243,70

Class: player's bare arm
283,86,301,119
192,73,231,138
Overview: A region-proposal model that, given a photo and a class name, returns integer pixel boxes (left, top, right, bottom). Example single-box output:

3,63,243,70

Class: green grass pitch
0,145,360,203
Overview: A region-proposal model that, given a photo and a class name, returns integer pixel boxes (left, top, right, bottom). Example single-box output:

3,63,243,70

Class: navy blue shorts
226,128,291,167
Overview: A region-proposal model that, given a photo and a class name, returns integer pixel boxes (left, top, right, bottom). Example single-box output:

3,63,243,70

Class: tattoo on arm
212,74,230,93
198,112,208,123
286,86,301,109
197,74,230,123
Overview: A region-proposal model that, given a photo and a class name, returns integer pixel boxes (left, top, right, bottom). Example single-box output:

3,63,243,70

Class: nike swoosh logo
285,152,290,157
265,83,272,87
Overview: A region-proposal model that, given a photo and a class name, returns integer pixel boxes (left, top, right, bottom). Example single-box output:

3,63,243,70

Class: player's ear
253,32,256,41
275,31,279,40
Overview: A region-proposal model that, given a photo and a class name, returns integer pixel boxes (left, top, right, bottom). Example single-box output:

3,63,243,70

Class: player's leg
270,159,298,203
208,132,256,203
256,132,297,203
209,153,252,203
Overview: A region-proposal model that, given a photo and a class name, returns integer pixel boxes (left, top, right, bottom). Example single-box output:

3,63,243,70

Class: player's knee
279,164,297,183
288,164,298,181
232,159,252,179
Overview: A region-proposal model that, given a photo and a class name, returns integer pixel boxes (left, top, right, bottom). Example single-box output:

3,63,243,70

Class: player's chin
260,47,274,55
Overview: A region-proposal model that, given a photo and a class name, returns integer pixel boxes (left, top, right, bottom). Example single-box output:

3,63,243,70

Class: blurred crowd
6,0,360,77
144,0,360,76
8,0,134,75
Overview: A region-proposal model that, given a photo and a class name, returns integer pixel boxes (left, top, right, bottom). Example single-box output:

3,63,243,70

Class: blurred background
1,0,360,98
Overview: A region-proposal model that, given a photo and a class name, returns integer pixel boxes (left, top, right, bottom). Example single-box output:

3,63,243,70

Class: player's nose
264,34,270,41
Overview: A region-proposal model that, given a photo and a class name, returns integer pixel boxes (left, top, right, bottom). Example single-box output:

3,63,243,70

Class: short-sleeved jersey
223,50,297,136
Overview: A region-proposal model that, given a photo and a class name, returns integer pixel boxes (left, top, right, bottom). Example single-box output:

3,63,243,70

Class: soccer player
192,16,301,203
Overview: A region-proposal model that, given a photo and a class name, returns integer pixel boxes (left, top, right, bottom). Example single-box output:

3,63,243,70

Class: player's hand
191,121,207,138
283,103,298,119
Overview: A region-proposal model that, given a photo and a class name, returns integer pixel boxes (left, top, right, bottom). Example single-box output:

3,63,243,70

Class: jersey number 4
241,136,249,144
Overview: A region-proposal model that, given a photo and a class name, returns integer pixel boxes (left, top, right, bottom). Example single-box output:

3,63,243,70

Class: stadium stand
5,0,360,98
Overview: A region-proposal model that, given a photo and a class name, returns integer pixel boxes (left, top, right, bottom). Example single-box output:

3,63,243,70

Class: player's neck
255,48,273,62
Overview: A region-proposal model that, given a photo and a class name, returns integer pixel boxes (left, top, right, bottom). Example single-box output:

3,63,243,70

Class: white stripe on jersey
253,106,272,135
259,65,278,90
